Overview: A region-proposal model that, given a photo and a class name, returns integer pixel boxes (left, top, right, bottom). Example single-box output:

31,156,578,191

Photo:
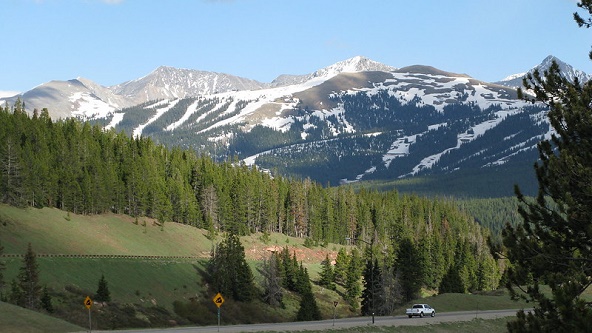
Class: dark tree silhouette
503,2,592,331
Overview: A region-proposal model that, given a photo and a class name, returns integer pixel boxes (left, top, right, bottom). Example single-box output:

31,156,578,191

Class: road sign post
333,301,338,326
212,293,225,332
84,296,93,332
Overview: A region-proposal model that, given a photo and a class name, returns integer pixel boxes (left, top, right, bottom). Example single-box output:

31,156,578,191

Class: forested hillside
0,102,501,301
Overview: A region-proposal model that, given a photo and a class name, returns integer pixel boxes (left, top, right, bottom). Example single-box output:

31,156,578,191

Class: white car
405,303,436,318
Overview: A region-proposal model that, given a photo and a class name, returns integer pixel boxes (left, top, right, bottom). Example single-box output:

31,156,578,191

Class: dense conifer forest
0,100,502,300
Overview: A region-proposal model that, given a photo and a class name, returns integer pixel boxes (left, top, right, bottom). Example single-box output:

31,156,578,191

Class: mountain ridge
1,56,397,119
1,55,585,196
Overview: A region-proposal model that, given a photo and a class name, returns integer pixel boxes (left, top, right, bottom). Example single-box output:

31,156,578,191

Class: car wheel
408,315,412,318
431,311,435,317
419,312,424,318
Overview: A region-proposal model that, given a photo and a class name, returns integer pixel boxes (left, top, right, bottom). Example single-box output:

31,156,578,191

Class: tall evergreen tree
333,248,349,286
207,232,256,302
361,258,383,316
95,274,111,303
344,248,362,308
278,247,299,292
503,2,592,331
396,238,425,302
318,254,335,290
18,243,41,309
295,266,321,321
1,136,24,206
439,265,465,294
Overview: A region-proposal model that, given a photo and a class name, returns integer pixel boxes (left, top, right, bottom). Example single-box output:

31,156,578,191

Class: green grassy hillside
0,301,84,333
0,204,349,329
0,205,211,256
0,204,531,331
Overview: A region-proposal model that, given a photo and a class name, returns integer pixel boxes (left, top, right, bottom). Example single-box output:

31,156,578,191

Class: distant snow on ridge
501,72,527,82
133,99,180,138
0,91,19,98
271,56,397,87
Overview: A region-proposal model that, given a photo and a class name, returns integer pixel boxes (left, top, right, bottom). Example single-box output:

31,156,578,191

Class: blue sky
1,0,591,93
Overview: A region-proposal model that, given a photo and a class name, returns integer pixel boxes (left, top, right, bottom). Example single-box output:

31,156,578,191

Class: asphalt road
87,309,523,333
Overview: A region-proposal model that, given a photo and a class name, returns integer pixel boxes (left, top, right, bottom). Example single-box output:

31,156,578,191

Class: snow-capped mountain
0,67,271,119
94,60,552,196
496,55,592,88
0,56,394,119
3,54,588,196
3,78,128,119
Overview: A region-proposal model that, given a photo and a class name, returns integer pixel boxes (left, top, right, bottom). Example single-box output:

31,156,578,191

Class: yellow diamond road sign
213,292,224,307
84,296,92,309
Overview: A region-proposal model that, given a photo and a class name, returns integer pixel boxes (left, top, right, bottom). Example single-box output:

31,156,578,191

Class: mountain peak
270,56,396,88
541,55,559,66
320,56,397,76
496,55,591,88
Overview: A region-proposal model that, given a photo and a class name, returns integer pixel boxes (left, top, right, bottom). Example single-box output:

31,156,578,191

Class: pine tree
8,279,22,305
333,248,349,285
278,247,298,292
1,136,24,206
361,258,382,316
295,267,321,321
95,274,111,303
344,248,362,308
40,286,53,313
18,243,41,309
503,2,592,331
396,238,425,302
207,232,256,302
318,254,335,290
295,262,311,295
439,265,464,294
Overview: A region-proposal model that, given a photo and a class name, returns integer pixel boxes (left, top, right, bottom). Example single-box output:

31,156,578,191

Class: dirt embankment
243,244,338,265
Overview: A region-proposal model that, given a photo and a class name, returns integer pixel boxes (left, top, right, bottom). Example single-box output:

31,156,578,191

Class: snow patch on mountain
105,112,125,130
195,74,344,135
403,108,525,176
69,91,116,119
166,99,201,131
501,72,527,82
133,99,179,138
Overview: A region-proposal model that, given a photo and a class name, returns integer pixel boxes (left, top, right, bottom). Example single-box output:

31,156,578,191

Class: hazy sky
2,0,591,93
